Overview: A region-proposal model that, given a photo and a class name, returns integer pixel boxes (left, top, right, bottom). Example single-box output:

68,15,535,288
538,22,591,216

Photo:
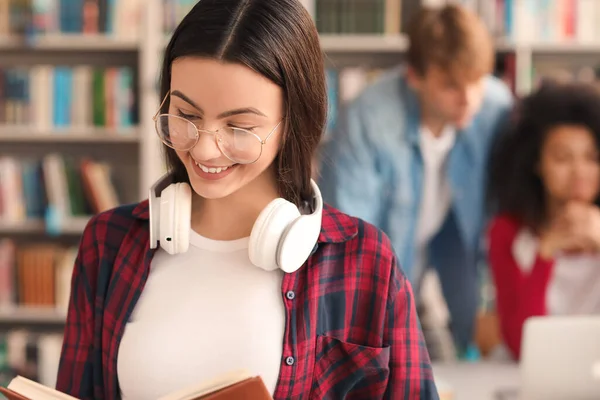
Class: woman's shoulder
321,204,395,253
82,200,149,242
487,214,540,262
71,201,150,302
320,204,402,280
488,213,524,238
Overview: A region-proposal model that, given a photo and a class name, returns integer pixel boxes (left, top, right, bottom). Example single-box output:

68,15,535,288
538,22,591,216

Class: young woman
55,1,437,399
487,82,600,360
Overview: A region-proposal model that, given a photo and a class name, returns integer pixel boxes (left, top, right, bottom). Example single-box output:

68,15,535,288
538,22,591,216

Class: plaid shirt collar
130,199,358,244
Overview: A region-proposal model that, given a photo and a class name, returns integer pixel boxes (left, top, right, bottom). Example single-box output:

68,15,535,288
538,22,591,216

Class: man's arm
318,102,383,227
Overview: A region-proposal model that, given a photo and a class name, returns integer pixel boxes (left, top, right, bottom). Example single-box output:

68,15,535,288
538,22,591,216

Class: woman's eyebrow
171,90,203,115
170,90,267,118
217,108,267,118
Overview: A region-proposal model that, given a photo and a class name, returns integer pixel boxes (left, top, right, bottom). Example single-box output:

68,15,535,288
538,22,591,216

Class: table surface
432,361,521,400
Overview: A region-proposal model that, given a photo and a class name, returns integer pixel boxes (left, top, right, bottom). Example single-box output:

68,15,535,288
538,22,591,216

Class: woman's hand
539,225,585,259
541,202,600,258
561,202,600,251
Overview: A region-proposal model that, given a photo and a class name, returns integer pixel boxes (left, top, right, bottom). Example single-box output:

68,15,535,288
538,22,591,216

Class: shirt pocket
309,335,391,400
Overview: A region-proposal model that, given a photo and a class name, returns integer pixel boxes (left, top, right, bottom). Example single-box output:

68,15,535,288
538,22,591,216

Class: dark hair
406,4,494,80
159,0,327,207
487,82,600,231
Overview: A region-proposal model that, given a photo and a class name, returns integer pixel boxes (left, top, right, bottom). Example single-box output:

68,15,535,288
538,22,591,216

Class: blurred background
0,0,599,398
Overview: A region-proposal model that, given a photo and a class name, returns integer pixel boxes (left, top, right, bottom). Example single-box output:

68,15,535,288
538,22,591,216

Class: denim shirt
319,68,513,350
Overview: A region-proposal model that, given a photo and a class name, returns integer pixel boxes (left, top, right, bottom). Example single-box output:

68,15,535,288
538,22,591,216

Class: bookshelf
0,1,163,351
0,0,156,385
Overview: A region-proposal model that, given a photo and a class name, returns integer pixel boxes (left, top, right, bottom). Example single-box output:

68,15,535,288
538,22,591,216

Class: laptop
519,316,600,400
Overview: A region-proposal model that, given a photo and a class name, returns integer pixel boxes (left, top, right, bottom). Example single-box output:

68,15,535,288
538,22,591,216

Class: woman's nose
189,131,222,161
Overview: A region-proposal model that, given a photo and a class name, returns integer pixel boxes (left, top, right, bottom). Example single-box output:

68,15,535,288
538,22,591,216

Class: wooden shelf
318,34,520,53
0,127,140,143
0,34,139,51
0,308,66,324
319,34,408,53
165,33,411,53
0,217,89,235
527,41,600,53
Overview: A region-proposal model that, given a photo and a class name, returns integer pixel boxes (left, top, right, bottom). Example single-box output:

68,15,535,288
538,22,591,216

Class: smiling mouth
193,159,236,174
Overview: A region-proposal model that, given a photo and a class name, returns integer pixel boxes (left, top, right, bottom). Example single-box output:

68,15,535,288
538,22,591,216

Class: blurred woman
487,82,600,360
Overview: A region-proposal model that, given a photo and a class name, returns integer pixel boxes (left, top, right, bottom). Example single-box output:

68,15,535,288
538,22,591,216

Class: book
0,369,272,400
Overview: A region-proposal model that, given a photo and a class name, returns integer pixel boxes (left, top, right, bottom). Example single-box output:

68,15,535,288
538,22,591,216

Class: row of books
0,330,63,390
445,0,600,43
162,0,402,35
0,65,136,129
0,0,141,39
4,0,600,44
0,240,75,311
4,0,598,45
315,0,402,34
0,155,119,229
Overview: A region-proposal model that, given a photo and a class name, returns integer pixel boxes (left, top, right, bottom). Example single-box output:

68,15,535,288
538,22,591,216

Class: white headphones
148,173,323,273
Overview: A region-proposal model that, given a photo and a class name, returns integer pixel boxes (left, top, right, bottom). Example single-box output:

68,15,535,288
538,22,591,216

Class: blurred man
319,4,513,356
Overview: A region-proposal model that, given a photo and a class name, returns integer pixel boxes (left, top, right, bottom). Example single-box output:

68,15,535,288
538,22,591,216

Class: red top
55,200,437,399
487,215,554,360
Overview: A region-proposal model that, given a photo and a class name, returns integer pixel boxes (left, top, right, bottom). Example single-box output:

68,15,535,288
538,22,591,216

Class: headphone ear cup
277,215,320,273
249,199,300,271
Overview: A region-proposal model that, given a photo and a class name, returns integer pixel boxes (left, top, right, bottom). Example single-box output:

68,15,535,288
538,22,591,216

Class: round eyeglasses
153,93,282,165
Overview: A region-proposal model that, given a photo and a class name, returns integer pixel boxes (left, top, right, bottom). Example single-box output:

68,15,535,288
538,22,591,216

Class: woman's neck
190,171,280,241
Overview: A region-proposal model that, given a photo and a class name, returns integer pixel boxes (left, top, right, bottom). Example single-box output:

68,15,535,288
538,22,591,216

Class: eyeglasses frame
152,92,283,165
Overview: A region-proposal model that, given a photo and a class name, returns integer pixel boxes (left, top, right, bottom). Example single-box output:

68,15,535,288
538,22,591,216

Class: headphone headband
148,174,173,250
309,179,323,218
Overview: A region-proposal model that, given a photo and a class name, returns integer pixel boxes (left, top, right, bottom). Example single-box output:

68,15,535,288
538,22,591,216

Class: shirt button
286,290,295,300
285,356,295,366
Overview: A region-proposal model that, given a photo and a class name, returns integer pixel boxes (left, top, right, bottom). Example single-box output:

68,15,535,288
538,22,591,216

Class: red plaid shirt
56,200,438,399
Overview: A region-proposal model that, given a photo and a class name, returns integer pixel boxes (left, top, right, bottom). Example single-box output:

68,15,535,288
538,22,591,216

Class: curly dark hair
487,81,600,231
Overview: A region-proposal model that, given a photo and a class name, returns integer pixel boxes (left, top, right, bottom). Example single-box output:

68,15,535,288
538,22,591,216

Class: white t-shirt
117,230,285,399
413,125,456,285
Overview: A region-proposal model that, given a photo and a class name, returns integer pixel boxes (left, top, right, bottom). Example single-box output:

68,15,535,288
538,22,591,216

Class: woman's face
539,124,600,205
168,57,284,200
